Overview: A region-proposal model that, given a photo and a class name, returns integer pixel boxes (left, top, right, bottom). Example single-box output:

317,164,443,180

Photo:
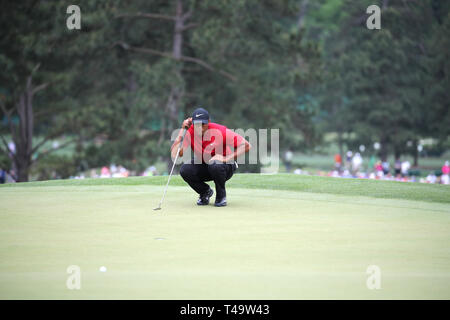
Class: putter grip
175,128,188,155
180,127,188,142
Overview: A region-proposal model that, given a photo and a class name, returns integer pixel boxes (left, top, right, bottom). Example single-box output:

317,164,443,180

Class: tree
426,2,450,153
1,0,323,180
317,0,440,164
109,0,321,172
0,1,72,181
0,1,132,180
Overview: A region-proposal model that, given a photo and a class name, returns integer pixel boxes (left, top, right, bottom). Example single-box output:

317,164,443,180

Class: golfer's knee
179,164,192,180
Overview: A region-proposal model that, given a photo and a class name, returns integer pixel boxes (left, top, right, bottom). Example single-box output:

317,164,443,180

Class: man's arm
225,139,251,163
170,117,191,161
209,130,251,164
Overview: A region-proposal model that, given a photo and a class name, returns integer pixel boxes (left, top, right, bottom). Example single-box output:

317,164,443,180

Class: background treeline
0,0,448,181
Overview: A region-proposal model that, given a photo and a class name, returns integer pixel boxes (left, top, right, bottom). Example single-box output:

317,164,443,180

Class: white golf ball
99,266,107,272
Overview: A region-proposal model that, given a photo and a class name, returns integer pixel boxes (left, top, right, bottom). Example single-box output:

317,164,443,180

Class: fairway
0,174,449,299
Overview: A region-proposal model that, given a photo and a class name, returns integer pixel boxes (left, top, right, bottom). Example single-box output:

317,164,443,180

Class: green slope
0,175,449,299
1,173,449,204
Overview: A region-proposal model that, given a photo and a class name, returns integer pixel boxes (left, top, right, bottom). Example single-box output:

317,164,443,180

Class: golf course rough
0,174,449,299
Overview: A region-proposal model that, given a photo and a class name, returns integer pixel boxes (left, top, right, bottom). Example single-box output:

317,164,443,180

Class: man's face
193,122,209,136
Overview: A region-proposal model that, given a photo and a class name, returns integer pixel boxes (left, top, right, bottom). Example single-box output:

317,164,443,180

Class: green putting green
0,174,449,299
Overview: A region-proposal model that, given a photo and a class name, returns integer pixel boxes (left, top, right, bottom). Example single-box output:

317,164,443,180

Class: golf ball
99,266,107,272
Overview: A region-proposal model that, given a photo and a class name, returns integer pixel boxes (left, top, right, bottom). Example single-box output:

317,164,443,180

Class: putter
153,127,188,211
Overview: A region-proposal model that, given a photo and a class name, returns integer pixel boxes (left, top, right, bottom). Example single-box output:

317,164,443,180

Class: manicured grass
3,173,449,204
0,175,449,299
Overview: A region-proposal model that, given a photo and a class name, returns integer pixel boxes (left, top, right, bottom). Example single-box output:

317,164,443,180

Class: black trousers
180,160,236,199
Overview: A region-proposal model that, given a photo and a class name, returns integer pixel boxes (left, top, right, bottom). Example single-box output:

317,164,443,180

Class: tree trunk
16,156,30,182
297,0,309,31
379,138,388,162
166,0,187,130
394,148,400,161
173,0,184,60
14,80,34,182
165,0,188,172
9,70,48,182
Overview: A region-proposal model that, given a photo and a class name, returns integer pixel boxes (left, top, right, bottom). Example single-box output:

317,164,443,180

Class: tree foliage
1,0,448,180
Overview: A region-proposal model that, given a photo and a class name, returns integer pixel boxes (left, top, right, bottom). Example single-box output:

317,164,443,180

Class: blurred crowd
70,164,160,180
287,151,449,185
1,149,449,184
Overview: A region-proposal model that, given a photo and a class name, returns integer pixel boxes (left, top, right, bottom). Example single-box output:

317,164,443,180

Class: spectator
284,150,293,172
351,152,362,174
346,150,353,169
0,168,5,184
100,166,110,178
401,160,411,177
143,166,158,176
90,169,98,178
382,160,390,175
331,170,340,177
8,141,15,156
119,165,129,177
426,172,437,184
394,158,402,177
375,161,383,172
375,161,384,178
442,161,450,185
334,154,342,172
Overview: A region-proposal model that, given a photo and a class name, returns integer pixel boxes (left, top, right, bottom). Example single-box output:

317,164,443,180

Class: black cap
192,107,209,124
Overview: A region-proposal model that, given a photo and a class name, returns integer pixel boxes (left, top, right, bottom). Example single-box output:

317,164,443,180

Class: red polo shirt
182,122,244,163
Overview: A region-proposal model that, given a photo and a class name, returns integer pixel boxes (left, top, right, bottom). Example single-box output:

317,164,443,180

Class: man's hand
182,117,192,129
208,154,230,164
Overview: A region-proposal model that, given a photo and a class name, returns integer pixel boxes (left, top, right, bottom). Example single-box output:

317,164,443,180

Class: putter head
153,206,162,211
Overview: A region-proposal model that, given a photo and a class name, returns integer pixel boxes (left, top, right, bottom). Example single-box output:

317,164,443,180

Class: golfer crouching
171,108,251,207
